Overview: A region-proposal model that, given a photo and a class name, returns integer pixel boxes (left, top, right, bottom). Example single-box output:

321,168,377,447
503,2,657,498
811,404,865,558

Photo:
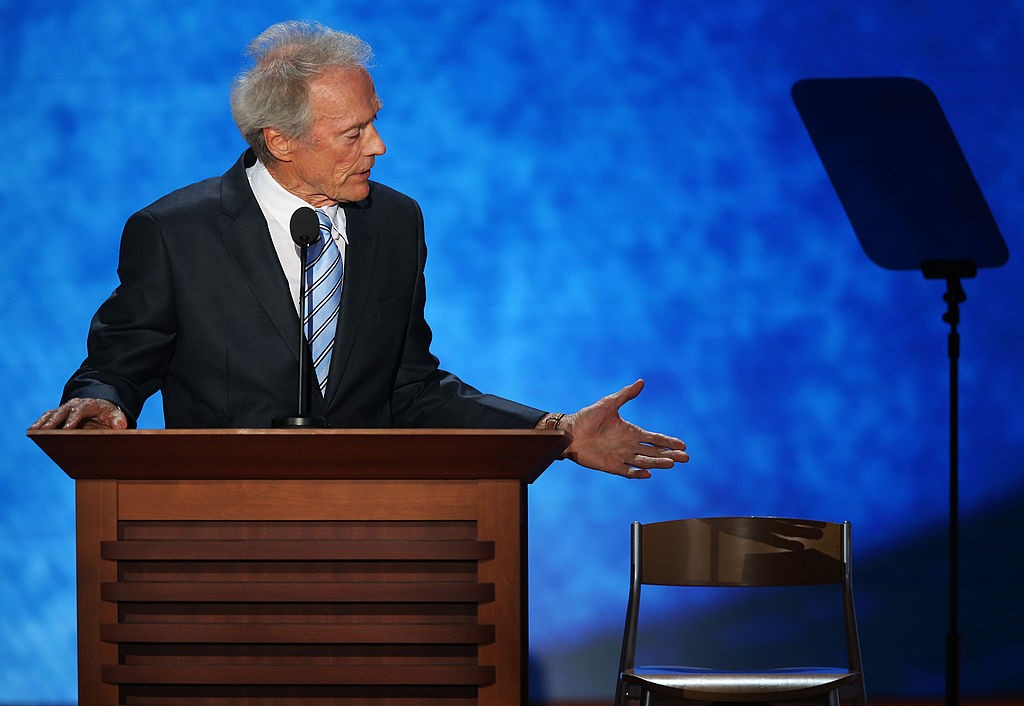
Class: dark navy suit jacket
63,150,544,429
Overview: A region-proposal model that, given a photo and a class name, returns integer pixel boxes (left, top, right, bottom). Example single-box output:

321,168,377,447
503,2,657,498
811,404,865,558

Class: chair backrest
618,517,862,680
639,517,846,587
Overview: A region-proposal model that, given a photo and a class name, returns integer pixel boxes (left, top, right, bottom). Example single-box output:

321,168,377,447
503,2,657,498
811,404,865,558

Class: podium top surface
27,428,569,483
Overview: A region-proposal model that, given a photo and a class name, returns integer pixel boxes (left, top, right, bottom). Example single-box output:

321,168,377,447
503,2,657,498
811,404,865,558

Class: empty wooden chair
614,517,867,706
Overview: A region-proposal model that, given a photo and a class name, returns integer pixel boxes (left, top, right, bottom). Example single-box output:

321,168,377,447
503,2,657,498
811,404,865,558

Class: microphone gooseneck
272,206,328,428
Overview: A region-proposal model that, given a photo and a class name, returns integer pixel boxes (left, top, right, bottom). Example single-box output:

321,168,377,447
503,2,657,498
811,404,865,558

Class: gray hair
230,21,374,164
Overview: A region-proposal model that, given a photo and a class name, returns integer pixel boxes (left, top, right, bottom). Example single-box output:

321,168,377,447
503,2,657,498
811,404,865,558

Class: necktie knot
315,208,333,240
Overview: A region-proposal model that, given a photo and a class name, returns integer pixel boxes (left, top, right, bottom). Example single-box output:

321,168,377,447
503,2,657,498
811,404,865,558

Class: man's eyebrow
334,110,379,133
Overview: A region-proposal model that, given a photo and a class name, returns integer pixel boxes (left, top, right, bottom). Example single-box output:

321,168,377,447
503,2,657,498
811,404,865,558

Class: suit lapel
219,152,300,360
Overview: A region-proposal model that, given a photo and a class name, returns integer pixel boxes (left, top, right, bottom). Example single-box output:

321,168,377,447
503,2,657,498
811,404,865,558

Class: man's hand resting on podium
536,379,689,479
30,398,128,430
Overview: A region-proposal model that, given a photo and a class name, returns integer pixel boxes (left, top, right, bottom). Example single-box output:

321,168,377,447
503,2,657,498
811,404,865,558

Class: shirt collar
248,159,349,244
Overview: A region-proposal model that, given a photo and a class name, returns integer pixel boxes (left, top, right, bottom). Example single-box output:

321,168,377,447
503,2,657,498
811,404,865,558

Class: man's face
271,67,386,205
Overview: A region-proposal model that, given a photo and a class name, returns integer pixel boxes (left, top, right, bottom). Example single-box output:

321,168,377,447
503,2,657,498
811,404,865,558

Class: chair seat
623,665,859,700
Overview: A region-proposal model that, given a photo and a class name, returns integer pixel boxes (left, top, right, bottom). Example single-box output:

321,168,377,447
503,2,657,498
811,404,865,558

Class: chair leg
855,679,868,706
639,688,655,706
613,679,627,706
826,688,840,706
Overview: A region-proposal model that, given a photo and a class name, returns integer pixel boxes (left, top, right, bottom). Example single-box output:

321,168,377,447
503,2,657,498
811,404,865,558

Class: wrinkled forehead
308,67,382,122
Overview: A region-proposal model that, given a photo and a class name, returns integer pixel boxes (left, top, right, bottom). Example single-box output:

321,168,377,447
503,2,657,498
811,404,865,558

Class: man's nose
365,124,386,156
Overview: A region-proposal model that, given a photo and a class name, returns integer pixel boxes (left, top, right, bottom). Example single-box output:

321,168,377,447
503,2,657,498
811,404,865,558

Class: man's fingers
30,407,68,430
633,439,689,462
29,398,127,431
104,408,129,430
639,430,687,451
638,446,690,464
620,466,653,480
632,453,677,469
64,405,88,428
604,379,645,410
76,400,127,429
83,417,119,429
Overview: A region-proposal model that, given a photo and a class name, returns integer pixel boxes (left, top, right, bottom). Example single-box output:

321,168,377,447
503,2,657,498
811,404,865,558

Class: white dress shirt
245,159,349,313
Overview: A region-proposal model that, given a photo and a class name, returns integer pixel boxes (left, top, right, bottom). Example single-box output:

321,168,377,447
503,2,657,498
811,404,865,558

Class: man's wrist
536,412,567,430
536,412,574,461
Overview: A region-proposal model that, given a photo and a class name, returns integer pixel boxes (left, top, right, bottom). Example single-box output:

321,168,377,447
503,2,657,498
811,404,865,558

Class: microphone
289,206,320,246
272,207,328,428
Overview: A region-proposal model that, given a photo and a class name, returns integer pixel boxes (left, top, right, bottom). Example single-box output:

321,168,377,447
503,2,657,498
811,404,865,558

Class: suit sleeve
60,210,176,426
388,201,546,429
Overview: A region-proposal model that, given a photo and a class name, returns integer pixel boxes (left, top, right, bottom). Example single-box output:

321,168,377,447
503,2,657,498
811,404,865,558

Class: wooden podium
29,428,567,706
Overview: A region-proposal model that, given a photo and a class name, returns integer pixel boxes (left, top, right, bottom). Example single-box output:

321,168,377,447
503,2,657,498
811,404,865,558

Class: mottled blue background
2,0,1022,702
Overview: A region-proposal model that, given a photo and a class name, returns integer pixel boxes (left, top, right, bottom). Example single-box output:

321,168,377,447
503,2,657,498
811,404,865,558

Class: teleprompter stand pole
923,258,975,706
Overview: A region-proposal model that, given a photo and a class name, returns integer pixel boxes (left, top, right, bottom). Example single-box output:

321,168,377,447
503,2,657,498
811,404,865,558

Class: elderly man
30,21,687,479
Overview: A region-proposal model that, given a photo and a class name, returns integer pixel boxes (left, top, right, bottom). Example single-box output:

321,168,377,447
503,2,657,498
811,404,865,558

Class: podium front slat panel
102,580,495,603
102,664,496,685
100,538,496,561
101,622,496,644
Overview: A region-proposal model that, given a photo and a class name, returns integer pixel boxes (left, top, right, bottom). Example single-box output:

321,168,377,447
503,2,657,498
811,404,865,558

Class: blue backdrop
2,1,1022,702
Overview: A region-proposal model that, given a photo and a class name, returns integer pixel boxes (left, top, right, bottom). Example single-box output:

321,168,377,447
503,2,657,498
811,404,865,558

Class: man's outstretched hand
550,380,689,479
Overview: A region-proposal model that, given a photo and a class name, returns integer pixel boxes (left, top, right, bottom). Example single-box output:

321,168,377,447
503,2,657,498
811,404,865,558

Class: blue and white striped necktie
305,208,343,396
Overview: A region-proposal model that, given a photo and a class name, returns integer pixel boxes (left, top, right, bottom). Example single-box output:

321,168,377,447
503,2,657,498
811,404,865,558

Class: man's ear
264,127,293,162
